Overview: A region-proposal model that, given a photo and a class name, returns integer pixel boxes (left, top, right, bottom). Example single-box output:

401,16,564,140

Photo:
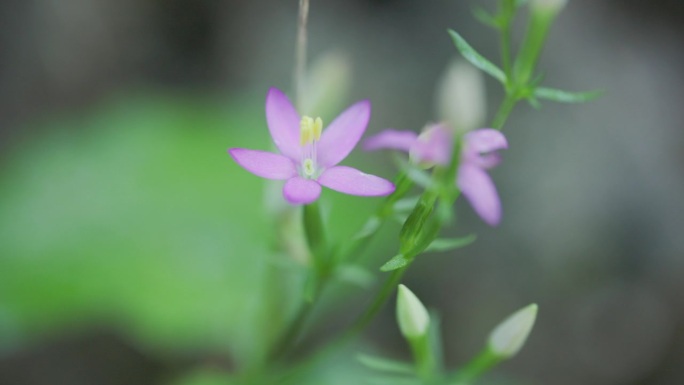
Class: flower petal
363,129,418,152
229,148,297,180
283,177,322,205
462,128,508,167
409,124,453,166
266,87,301,160
318,166,395,197
457,164,501,226
317,100,371,167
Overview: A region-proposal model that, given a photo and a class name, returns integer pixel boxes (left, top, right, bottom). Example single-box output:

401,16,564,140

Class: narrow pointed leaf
357,354,416,375
425,234,477,252
448,30,506,83
380,254,412,272
534,87,603,103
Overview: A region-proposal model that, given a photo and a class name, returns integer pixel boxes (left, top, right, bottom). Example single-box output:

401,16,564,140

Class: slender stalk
346,267,407,336
265,172,410,364
491,94,517,130
294,0,310,111
499,0,515,78
410,334,438,382
449,349,501,384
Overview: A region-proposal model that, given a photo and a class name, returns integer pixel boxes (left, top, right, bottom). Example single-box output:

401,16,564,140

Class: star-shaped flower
364,125,508,226
229,88,395,205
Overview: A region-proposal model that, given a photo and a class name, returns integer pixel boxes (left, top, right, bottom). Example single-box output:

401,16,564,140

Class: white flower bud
488,304,538,358
435,59,486,133
531,0,567,16
301,50,352,118
396,284,430,339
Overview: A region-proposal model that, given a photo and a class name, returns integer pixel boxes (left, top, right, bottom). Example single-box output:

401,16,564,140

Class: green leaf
425,235,477,252
357,354,415,375
380,254,412,272
448,30,506,83
472,7,500,29
515,0,530,7
534,87,603,103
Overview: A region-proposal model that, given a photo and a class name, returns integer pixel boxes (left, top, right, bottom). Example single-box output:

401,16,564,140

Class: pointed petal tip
317,99,373,167
229,148,297,180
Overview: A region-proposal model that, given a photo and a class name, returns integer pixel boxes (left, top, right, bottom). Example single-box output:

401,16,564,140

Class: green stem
491,94,517,130
264,173,411,365
341,171,413,264
498,0,515,78
303,202,326,265
410,333,438,382
449,349,501,384
346,267,407,336
265,298,316,363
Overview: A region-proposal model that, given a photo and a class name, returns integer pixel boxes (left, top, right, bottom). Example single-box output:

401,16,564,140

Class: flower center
300,116,323,179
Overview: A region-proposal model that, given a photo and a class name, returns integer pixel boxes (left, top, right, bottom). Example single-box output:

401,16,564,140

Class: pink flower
229,88,395,205
364,125,508,226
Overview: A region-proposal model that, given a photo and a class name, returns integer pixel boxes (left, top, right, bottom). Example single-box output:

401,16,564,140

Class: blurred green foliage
0,91,386,375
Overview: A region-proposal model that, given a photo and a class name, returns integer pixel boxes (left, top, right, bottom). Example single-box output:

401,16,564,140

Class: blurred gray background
1,1,683,384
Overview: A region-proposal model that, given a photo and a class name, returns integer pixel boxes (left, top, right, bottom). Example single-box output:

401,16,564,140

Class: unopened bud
396,284,430,339
488,304,538,358
302,50,352,118
435,59,486,133
531,0,567,17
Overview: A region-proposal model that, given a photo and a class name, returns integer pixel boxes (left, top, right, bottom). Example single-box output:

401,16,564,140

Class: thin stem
491,94,517,130
266,299,315,363
264,172,410,365
499,0,514,78
410,334,438,382
294,0,310,111
346,267,407,336
449,349,501,384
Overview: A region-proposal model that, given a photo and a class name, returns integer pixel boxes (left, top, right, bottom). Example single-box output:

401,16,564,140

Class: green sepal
380,254,412,272
425,234,477,253
357,354,415,375
448,30,506,84
534,87,603,103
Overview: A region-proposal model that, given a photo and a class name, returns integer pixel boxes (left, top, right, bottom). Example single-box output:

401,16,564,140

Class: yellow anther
313,117,323,141
300,116,314,146
300,115,323,145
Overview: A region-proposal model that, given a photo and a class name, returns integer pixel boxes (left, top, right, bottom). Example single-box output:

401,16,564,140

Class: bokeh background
1,0,684,384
